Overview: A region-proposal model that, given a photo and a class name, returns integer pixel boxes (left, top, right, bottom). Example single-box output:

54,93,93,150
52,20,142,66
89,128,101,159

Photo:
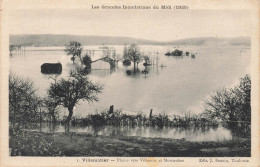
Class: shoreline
9,130,250,157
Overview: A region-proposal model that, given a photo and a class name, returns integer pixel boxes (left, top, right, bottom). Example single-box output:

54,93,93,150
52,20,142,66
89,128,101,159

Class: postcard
1,0,259,166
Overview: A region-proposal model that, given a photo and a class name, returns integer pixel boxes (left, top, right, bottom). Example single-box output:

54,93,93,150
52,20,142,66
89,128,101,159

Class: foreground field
10,130,250,157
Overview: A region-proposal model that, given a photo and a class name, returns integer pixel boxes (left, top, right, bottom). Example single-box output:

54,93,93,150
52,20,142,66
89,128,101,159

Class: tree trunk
50,111,56,133
51,111,56,124
228,112,237,136
72,56,75,64
39,108,42,132
12,109,16,128
65,106,73,134
12,95,17,128
78,54,82,64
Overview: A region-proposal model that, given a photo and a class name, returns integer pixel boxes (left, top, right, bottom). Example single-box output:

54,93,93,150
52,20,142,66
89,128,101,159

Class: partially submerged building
91,56,116,70
41,63,62,74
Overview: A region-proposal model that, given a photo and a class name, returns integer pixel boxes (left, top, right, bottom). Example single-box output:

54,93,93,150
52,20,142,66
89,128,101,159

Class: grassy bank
10,130,250,157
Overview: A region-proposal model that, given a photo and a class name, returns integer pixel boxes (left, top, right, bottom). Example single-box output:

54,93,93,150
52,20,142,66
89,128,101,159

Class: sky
8,9,253,41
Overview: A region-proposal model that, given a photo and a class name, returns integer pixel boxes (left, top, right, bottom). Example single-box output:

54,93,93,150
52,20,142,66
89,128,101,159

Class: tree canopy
64,41,83,63
47,70,102,133
123,44,143,69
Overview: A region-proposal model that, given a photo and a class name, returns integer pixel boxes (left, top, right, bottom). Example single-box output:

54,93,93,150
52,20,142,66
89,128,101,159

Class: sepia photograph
1,0,259,166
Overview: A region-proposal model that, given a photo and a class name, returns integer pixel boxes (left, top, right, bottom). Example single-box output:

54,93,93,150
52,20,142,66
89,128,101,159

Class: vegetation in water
64,41,83,64
82,54,92,69
122,59,131,66
69,110,219,135
165,49,183,56
8,64,251,156
123,44,143,69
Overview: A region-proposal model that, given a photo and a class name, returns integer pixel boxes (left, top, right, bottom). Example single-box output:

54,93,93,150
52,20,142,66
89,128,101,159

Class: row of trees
123,44,160,70
70,110,218,130
65,41,141,69
9,71,251,136
70,74,250,137
65,41,159,72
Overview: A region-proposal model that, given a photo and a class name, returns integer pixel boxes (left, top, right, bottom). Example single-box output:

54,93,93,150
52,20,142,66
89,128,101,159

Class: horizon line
9,33,250,43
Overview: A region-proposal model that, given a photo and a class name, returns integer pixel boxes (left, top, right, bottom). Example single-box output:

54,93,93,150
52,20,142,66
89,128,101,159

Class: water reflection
90,69,115,77
35,124,232,142
125,68,141,77
125,66,152,78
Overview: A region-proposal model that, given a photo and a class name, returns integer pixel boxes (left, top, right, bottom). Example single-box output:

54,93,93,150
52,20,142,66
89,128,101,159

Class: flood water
36,124,232,142
10,45,250,116
10,45,250,141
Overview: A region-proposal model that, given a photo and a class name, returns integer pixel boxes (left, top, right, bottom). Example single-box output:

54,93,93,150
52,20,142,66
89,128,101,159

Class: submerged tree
65,41,83,64
123,44,143,70
47,70,102,133
90,114,106,136
203,74,251,136
9,45,16,56
112,51,121,62
143,55,151,64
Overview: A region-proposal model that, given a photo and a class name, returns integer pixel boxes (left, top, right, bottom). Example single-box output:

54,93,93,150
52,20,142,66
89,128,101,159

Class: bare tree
65,41,83,64
9,72,41,128
47,70,102,133
203,74,251,135
44,74,60,124
112,51,121,62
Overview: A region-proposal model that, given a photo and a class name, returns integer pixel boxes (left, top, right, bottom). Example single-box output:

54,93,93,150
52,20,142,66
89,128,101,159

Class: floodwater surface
9,45,250,116
35,124,233,142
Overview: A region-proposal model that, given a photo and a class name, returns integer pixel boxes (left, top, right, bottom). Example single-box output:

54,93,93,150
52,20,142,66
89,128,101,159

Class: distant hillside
166,37,250,46
9,34,159,46
9,34,250,47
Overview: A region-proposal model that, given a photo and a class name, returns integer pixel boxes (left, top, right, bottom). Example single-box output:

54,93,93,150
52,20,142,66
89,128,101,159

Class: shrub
204,74,251,137
9,128,62,156
123,59,131,66
82,54,92,69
